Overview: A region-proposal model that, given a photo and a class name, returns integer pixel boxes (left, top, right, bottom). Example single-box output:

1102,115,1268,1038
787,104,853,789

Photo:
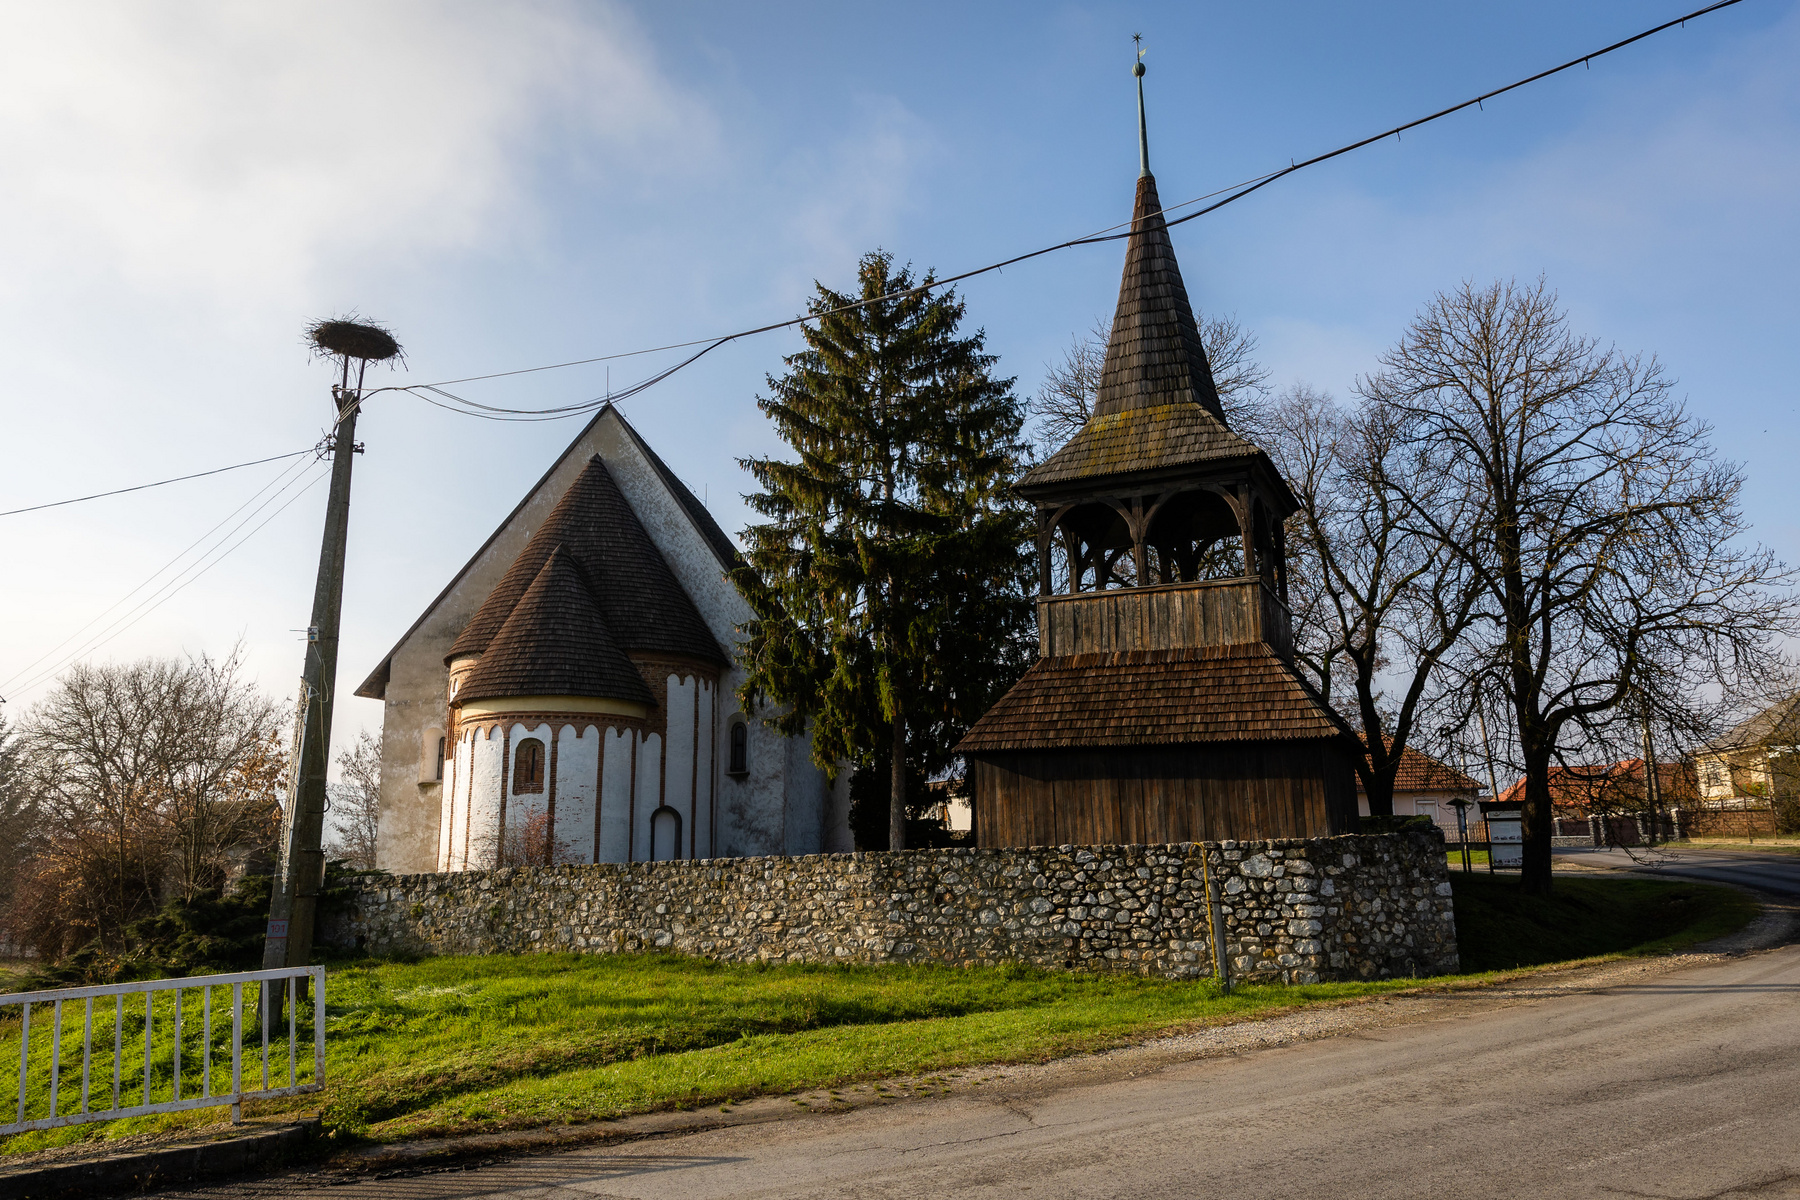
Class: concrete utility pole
264,319,400,980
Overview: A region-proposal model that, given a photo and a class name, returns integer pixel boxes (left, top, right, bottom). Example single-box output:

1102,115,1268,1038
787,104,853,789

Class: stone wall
327,833,1457,984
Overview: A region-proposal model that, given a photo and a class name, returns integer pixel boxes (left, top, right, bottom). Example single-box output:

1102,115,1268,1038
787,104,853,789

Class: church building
956,68,1359,845
357,406,852,873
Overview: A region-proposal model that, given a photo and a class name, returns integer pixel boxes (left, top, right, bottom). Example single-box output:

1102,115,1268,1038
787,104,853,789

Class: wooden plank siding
970,740,1358,848
1037,578,1291,658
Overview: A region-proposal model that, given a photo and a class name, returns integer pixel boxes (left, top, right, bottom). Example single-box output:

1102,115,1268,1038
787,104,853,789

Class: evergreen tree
735,251,1035,849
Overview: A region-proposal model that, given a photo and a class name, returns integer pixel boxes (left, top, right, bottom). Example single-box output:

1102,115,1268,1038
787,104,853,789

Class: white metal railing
1,966,324,1136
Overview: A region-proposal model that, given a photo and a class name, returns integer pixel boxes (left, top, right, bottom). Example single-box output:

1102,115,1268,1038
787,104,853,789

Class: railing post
112,995,121,1112
15,1002,28,1128
142,994,152,1108
313,967,326,1086
48,1000,62,1120
81,996,92,1115
231,983,243,1125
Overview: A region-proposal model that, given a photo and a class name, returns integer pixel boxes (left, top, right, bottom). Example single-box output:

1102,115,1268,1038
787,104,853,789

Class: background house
1356,745,1481,839
1692,694,1800,836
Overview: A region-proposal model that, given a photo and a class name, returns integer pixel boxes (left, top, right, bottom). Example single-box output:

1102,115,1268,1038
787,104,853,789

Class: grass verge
1,874,1758,1156
1451,872,1758,971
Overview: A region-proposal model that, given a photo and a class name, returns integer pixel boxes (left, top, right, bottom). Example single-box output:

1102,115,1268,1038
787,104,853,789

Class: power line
404,0,1745,420
0,448,317,518
0,457,329,699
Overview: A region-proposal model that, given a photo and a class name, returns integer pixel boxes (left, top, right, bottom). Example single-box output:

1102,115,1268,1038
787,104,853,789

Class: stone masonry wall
327,833,1457,984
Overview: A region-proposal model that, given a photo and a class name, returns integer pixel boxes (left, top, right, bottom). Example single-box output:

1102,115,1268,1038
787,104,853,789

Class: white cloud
0,1,714,301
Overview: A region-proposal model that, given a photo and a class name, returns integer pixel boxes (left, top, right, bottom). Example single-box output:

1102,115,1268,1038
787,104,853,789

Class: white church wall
467,727,505,869
696,679,715,859
505,724,553,860
554,725,601,863
366,407,850,874
599,727,634,863
663,674,698,858
632,732,663,863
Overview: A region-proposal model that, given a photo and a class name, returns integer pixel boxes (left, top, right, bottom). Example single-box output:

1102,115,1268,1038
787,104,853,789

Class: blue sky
1,1,1795,762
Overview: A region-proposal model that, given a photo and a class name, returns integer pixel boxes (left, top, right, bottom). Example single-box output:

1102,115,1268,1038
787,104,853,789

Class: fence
2,966,323,1137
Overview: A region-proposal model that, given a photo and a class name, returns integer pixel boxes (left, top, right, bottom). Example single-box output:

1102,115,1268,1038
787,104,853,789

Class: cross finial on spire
1132,35,1149,178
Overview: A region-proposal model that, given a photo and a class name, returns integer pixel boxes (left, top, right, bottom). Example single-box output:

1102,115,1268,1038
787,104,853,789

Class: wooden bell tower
956,62,1358,847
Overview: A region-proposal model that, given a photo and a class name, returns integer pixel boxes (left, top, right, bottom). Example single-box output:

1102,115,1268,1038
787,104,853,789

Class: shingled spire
1018,119,1270,489
1093,172,1223,419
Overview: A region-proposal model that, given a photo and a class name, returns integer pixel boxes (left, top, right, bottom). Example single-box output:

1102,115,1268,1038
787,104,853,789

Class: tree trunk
889,709,907,852
1363,770,1395,819
1519,746,1555,895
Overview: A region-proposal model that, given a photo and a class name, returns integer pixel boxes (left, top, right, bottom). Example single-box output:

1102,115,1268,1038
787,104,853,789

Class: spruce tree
735,251,1034,849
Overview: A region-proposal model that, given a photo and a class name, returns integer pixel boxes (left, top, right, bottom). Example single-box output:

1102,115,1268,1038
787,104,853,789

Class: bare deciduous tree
326,730,382,870
11,650,285,956
1265,384,1483,817
0,710,43,955
1029,313,1272,450
1366,279,1798,893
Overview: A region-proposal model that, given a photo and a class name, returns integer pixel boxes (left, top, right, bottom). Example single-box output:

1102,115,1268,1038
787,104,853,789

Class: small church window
728,720,749,776
513,738,546,794
435,737,446,781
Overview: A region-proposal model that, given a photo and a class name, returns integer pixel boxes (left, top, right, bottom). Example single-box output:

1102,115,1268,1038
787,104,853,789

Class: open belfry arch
357,405,852,873
956,63,1358,846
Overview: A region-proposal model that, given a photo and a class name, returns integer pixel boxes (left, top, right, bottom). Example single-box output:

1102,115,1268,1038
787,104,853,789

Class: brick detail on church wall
327,832,1456,983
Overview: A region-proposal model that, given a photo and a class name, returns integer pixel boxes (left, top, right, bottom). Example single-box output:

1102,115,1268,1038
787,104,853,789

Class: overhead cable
0,448,317,518
406,0,1745,422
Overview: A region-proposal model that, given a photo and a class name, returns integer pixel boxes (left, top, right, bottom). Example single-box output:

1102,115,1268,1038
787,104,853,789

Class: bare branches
327,730,382,871
1365,279,1799,891
1029,313,1272,451
1266,384,1483,816
6,650,285,956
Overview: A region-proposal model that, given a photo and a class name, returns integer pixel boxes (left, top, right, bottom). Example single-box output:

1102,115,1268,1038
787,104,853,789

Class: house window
728,720,749,776
513,738,546,794
435,737,446,781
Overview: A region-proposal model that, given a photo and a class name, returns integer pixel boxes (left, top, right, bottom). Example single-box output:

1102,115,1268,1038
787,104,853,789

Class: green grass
1450,873,1758,972
1,874,1757,1157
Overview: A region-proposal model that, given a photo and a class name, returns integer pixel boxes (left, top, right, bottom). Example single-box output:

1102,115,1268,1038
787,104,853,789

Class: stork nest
306,316,403,363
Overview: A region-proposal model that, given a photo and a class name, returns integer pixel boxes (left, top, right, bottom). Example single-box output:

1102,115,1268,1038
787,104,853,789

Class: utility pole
264,319,400,987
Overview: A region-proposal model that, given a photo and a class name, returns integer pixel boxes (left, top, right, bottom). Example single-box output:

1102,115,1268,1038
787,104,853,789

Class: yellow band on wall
458,695,650,719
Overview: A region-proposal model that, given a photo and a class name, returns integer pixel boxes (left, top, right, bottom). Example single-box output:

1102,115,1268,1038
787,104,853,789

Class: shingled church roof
457,545,656,707
1019,173,1267,492
448,454,726,670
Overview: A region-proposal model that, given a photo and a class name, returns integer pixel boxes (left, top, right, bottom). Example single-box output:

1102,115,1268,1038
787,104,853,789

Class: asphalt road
159,942,1800,1200
1556,844,1800,897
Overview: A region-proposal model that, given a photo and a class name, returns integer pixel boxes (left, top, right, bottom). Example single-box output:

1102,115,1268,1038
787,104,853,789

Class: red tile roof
1360,743,1481,795
955,643,1349,753
1496,759,1696,809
